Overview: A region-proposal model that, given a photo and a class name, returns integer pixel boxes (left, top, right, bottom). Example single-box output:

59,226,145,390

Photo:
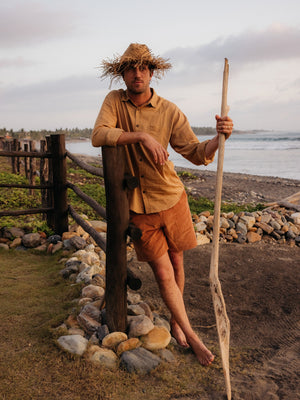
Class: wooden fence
0,134,141,332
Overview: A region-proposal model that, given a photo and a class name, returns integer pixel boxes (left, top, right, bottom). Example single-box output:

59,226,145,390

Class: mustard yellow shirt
92,89,214,214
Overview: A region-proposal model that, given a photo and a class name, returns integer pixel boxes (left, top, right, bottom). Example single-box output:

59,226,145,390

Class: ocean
66,130,300,180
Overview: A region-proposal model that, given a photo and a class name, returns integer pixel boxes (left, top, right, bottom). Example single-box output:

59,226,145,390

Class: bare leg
148,252,214,366
168,250,189,347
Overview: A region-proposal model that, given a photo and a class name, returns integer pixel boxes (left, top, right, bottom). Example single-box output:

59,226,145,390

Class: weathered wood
49,134,68,235
0,183,51,189
0,207,53,217
209,58,231,400
66,150,103,177
67,181,106,219
102,145,129,333
0,150,52,158
68,205,106,251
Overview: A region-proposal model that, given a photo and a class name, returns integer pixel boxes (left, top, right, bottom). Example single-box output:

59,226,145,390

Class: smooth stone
89,220,107,232
48,234,62,244
291,212,300,225
81,303,101,322
76,264,105,284
137,302,153,321
261,214,272,224
127,292,142,305
2,227,25,239
127,304,146,316
22,233,41,248
128,315,154,338
68,328,85,336
0,243,9,250
194,221,207,232
81,284,105,301
237,233,247,244
140,326,171,350
116,338,141,356
102,332,128,349
57,335,88,356
120,347,161,374
88,346,118,370
219,217,230,229
72,249,100,266
91,274,105,288
152,314,171,332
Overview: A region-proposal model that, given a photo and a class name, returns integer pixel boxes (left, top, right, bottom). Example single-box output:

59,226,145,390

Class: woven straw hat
101,43,172,84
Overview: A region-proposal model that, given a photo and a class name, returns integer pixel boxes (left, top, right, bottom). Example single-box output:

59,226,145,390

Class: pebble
120,347,161,374
57,335,88,356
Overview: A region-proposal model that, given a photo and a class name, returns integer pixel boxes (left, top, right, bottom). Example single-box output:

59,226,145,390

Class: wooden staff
209,58,231,400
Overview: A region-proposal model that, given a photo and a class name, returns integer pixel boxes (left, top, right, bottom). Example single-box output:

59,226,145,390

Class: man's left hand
215,115,233,139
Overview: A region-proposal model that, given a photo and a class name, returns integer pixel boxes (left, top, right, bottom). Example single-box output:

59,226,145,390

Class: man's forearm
205,135,219,159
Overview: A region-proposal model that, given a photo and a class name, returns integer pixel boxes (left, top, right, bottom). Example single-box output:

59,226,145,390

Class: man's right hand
117,131,169,165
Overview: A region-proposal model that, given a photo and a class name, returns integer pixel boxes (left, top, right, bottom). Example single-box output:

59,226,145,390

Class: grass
0,249,241,400
0,155,263,235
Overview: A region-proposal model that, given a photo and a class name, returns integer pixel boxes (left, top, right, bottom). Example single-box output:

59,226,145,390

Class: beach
70,154,300,399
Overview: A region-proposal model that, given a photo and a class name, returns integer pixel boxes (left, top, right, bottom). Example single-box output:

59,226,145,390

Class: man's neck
127,88,153,107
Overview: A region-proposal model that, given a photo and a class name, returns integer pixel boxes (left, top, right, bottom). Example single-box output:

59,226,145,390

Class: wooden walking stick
209,58,231,400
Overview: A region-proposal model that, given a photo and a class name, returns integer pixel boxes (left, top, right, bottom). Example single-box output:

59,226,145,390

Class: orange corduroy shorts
130,191,197,262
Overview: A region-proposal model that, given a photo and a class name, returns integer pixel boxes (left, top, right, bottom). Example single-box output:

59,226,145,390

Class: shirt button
143,190,146,193
141,175,144,178
139,158,142,162
136,124,139,127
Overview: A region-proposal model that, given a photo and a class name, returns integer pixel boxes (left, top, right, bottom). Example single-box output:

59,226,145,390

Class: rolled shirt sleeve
92,91,124,147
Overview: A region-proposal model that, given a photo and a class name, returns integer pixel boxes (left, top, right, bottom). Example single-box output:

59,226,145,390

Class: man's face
123,64,153,95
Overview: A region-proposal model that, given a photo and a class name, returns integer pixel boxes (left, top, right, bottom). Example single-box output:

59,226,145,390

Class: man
92,43,233,366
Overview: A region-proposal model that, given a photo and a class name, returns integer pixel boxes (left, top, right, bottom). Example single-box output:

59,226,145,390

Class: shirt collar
121,88,158,108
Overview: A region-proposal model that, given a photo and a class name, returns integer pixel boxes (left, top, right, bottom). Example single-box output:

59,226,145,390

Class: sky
1,0,300,132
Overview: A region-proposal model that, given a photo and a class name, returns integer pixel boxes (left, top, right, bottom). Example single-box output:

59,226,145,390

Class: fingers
215,115,234,139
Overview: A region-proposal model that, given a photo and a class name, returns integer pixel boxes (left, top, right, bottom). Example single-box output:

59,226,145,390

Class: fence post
102,145,129,333
49,134,68,235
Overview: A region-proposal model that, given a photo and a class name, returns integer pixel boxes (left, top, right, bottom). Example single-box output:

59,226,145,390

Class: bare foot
170,320,189,348
187,334,215,366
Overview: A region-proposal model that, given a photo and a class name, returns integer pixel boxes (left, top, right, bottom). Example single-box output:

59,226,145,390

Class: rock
68,328,85,336
236,221,248,235
48,234,62,244
153,314,171,332
96,325,110,343
220,217,230,229
22,233,41,248
88,346,118,370
247,231,261,243
137,302,153,321
0,243,9,250
128,315,154,338
82,284,105,301
196,233,210,245
194,221,207,232
116,338,141,356
239,215,256,230
237,233,247,244
140,326,171,350
127,292,142,305
291,212,300,225
255,222,274,235
76,264,105,284
51,242,63,254
9,237,22,248
81,303,101,322
89,220,107,232
2,227,25,239
77,312,101,335
120,347,161,374
91,274,106,288
57,335,88,356
127,304,146,316
102,332,128,349
63,236,87,251
261,214,272,224
72,249,100,266
269,219,282,231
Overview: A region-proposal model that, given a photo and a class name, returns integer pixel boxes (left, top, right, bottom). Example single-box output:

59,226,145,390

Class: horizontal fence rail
0,134,142,332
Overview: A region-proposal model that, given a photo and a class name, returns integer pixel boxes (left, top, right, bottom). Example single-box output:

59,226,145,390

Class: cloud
0,2,80,47
163,25,300,77
0,57,35,69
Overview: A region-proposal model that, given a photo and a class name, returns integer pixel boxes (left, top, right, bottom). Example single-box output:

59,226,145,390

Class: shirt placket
135,106,149,210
